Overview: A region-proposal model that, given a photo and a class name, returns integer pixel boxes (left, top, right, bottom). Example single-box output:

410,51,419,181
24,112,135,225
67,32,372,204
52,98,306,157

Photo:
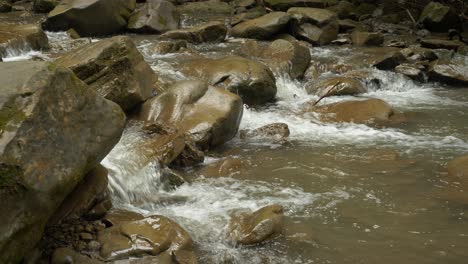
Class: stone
230,12,291,40
170,134,205,167
428,61,468,86
0,24,49,57
98,215,194,261
307,76,366,96
43,0,136,37
159,21,227,43
395,64,425,82
227,204,284,245
400,46,438,62
103,210,145,227
371,50,406,70
418,1,461,32
447,155,468,185
0,0,11,12
181,56,277,106
240,123,290,140
261,39,311,79
350,31,383,46
420,38,462,51
149,40,187,54
138,80,243,149
327,0,356,19
198,157,245,177
33,0,59,13
52,248,103,264
177,0,232,27
0,61,125,263
231,6,267,26
312,98,395,124
288,7,338,45
127,0,179,34
56,36,156,112
264,0,337,11
338,19,359,32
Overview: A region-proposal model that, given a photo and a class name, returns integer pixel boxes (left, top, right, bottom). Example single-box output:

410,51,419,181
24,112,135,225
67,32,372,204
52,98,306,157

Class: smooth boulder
56,36,156,112
261,39,311,79
288,7,338,45
159,21,227,43
0,61,125,263
227,204,284,245
127,0,179,34
138,80,243,149
307,76,366,96
230,12,291,40
428,61,468,86
0,24,48,57
43,0,136,37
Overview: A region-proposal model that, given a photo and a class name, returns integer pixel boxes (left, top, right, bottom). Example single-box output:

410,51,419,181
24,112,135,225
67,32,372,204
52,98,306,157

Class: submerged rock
138,80,243,149
56,36,156,112
0,61,125,263
127,0,179,34
240,123,290,140
230,12,291,40
0,0,11,13
197,157,245,177
227,204,284,245
98,215,195,262
43,0,136,37
288,7,339,45
350,31,383,46
306,76,366,96
0,23,48,57
428,61,468,86
182,56,277,106
159,21,227,43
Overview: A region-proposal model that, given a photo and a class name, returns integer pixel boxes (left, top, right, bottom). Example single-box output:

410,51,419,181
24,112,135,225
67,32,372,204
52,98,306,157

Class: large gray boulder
127,0,179,34
0,24,49,57
418,1,461,32
288,7,338,45
138,80,243,149
0,61,125,263
43,0,136,37
230,12,291,40
56,36,156,112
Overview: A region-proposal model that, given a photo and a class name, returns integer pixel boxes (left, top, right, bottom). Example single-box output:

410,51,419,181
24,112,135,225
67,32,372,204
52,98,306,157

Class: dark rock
418,1,461,32
159,21,227,43
395,63,425,82
350,31,383,46
288,7,339,45
0,61,125,263
264,0,337,12
43,0,136,37
56,36,156,112
33,0,59,13
177,0,232,27
428,60,468,86
372,50,406,70
420,38,462,51
127,0,179,34
230,12,291,40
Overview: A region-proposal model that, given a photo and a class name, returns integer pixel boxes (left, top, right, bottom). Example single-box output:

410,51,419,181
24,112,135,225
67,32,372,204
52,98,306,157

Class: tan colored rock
288,7,338,45
261,39,311,79
350,31,384,46
159,21,226,43
198,157,245,178
306,76,366,96
240,123,290,140
230,12,291,40
0,23,48,57
428,60,468,86
227,204,284,245
127,0,179,34
52,248,103,264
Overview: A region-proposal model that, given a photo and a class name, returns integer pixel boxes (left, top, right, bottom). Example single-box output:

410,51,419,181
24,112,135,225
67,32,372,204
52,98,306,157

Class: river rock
307,76,366,96
56,36,156,112
33,0,59,13
240,123,290,140
43,0,136,37
230,12,291,40
159,21,227,43
197,157,245,177
312,98,394,124
138,80,243,149
98,215,194,261
0,0,11,12
371,50,406,70
227,204,284,245
428,60,468,86
261,39,311,79
182,56,277,106
400,46,438,62
288,7,339,45
420,38,462,51
447,155,468,181
264,0,337,11
177,0,232,27
350,31,383,46
0,61,125,263
52,248,103,264
231,6,268,26
327,0,356,19
394,64,425,82
418,1,461,32
127,0,179,34
0,23,49,57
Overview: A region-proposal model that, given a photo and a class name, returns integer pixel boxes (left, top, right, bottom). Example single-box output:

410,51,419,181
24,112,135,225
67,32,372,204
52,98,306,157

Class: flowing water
4,32,468,263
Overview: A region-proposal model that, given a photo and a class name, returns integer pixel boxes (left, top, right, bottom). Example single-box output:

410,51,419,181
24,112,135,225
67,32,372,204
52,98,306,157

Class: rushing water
7,32,468,263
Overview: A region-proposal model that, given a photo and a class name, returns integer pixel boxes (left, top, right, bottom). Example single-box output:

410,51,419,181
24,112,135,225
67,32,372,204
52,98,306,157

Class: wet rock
182,56,277,106
227,204,284,245
261,39,311,79
177,0,232,27
149,40,187,54
0,0,11,12
170,135,205,167
371,50,406,70
400,46,438,62
52,247,102,264
338,19,360,32
350,31,383,46
240,123,290,140
138,80,243,149
43,0,136,37
307,76,366,96
103,210,145,227
264,0,337,11
33,0,59,13
428,60,468,86
0,61,125,263
418,1,461,32
56,36,156,112
394,64,425,82
127,0,178,34
326,0,356,19
98,215,194,261
198,157,245,177
230,12,291,40
447,155,468,185
312,98,395,124
48,165,111,224
420,38,462,51
231,6,267,26
159,21,227,43
159,168,186,190
0,23,49,57
288,7,339,45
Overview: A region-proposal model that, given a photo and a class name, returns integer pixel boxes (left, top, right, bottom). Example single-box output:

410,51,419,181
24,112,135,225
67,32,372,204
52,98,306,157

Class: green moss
0,96,26,133
158,15,167,26
0,163,24,191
